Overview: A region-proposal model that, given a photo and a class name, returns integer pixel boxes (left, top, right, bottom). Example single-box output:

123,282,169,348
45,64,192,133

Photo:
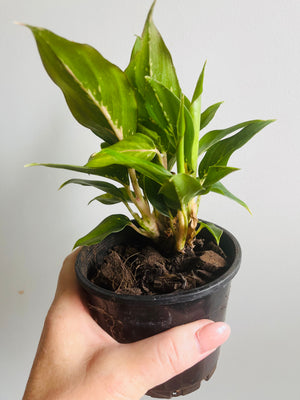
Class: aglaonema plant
24,1,274,253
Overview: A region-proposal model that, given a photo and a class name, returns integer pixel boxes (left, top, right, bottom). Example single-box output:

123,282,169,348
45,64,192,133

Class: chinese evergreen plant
25,1,273,253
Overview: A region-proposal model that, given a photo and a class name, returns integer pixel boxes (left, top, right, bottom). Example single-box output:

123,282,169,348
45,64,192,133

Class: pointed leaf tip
210,181,252,213
200,101,224,131
148,0,157,20
191,60,207,104
13,21,25,26
197,221,223,245
24,163,38,168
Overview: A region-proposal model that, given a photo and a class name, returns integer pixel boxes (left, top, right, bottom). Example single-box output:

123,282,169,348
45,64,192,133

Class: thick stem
177,137,185,174
156,151,168,170
177,94,186,174
190,104,201,176
128,169,151,216
175,209,188,252
186,196,201,244
128,168,160,238
129,223,157,239
161,152,168,169
123,200,141,222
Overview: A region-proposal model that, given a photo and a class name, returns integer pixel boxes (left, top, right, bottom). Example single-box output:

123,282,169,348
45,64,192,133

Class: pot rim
75,222,241,305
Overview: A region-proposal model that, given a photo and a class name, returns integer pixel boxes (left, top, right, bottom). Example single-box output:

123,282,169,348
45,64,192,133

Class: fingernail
196,322,231,354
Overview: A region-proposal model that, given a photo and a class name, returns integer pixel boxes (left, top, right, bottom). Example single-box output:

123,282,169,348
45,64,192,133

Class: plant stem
161,152,168,169
128,168,160,238
177,94,186,174
186,196,200,244
177,136,185,174
129,222,156,239
128,168,151,215
123,200,140,221
175,208,188,251
190,105,201,176
156,151,168,169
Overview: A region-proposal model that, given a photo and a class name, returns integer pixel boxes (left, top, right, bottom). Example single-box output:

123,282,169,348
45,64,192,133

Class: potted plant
24,1,273,398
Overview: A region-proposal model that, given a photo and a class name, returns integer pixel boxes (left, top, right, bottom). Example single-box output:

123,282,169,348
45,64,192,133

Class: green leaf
26,162,129,185
126,1,181,135
198,221,223,245
177,95,186,140
125,35,143,86
200,102,223,130
199,119,275,175
86,149,172,185
74,214,131,248
143,177,171,217
202,166,240,187
125,35,149,122
145,77,179,139
145,77,197,171
134,1,181,98
88,194,124,205
189,61,206,173
100,142,111,149
191,61,206,104
59,178,130,202
159,173,204,210
176,95,186,173
137,124,165,153
210,182,251,213
87,133,158,166
145,79,195,160
198,120,260,156
27,25,137,142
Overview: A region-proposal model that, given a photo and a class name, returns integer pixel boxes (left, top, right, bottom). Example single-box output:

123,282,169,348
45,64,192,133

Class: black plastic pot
75,222,241,398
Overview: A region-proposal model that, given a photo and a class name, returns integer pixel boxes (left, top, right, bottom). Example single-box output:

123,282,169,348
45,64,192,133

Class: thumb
123,319,230,395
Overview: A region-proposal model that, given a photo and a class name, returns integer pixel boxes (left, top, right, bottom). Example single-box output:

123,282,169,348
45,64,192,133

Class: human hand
23,249,231,400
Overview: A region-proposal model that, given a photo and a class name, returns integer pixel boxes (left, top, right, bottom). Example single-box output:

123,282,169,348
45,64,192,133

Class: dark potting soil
89,237,228,295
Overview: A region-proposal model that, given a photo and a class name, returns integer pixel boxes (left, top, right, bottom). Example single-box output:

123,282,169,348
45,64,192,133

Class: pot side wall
75,224,240,398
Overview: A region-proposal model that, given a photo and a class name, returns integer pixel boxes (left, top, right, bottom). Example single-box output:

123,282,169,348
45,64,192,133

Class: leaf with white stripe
87,133,158,165
27,25,137,143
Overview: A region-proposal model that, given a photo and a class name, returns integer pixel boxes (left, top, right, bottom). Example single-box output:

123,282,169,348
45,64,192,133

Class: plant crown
25,1,274,252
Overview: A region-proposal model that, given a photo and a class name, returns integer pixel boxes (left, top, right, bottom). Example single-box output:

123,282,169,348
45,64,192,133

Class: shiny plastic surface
75,223,241,398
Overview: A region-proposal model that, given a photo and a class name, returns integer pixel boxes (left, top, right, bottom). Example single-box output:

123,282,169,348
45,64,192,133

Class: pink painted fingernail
196,322,231,354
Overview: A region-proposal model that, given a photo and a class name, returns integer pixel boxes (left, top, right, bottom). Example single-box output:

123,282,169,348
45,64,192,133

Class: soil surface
89,237,228,295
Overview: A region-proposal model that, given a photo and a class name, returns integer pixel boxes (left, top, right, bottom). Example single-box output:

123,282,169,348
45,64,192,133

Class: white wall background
1,0,299,398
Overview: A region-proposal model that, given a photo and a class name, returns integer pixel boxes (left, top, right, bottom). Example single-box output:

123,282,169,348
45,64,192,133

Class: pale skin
23,249,231,400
